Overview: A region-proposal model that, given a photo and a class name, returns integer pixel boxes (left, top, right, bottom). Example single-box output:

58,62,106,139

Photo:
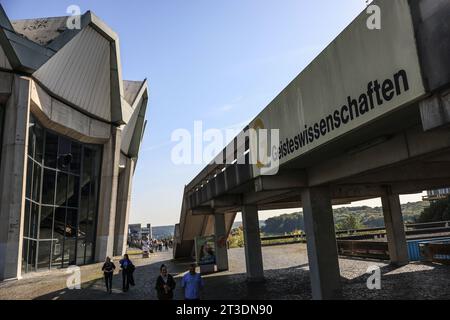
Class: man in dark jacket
155,264,176,300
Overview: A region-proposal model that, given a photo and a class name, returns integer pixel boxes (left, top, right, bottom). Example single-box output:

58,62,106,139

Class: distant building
423,188,450,201
128,223,152,243
141,224,152,240
0,6,148,281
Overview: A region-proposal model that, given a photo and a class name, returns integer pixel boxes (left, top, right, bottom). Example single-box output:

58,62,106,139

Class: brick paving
0,243,449,300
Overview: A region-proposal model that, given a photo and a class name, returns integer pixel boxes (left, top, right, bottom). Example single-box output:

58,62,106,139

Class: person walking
119,254,135,292
101,256,115,294
155,264,176,300
181,264,204,300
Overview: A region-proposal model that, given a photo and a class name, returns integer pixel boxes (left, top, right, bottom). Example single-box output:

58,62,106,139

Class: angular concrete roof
0,4,149,157
121,79,148,158
11,16,68,46
123,80,145,106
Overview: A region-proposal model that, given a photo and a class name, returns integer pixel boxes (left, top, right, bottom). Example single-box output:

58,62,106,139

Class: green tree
262,212,304,235
416,196,450,223
228,226,245,248
335,214,366,231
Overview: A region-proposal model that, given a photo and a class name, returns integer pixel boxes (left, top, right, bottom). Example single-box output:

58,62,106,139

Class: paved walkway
0,243,449,300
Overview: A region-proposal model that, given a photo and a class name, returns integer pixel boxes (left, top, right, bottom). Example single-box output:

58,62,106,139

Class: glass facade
22,115,102,273
0,104,4,166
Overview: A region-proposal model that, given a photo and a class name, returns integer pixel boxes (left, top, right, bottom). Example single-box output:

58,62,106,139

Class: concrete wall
113,155,135,256
30,81,111,144
95,127,121,262
0,75,30,280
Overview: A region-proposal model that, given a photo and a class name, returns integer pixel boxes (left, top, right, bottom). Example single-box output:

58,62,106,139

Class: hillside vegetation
260,201,430,236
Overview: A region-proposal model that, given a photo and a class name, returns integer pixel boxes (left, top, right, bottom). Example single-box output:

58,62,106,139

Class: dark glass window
23,240,37,273
71,142,82,174
64,209,78,266
58,137,71,171
22,115,102,272
67,175,79,208
78,200,88,239
22,238,29,273
44,132,58,168
0,104,4,162
39,206,54,240
37,241,51,269
28,118,36,159
29,202,39,239
23,200,31,238
26,159,33,199
76,239,86,265
52,207,66,268
34,122,44,163
41,169,56,205
31,162,41,202
55,172,67,207
84,242,94,264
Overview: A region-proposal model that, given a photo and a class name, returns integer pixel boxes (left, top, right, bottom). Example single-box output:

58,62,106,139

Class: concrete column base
242,205,264,282
301,186,342,300
214,213,229,271
381,189,409,266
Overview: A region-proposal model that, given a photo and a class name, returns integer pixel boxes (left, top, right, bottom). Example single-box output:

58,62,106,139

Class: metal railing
258,221,450,260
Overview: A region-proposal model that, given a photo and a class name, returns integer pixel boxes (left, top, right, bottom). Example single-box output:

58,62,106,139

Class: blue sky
3,0,423,226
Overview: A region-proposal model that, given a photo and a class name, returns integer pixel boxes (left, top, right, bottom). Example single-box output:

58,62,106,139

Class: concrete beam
307,125,450,186
189,207,215,215
381,188,409,266
342,160,450,185
331,184,386,199
211,194,242,208
390,178,450,195
420,91,450,131
243,190,296,205
301,186,342,300
241,205,264,282
253,170,307,192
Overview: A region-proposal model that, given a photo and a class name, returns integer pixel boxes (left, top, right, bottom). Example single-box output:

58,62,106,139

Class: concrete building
423,188,450,201
0,6,148,280
128,223,152,243
174,0,450,299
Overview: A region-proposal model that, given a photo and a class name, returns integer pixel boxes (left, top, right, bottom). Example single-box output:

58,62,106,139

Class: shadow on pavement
33,254,450,300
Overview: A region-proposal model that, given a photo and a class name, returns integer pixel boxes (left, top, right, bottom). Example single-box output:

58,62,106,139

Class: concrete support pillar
301,186,342,300
113,157,135,256
241,205,264,282
95,127,121,261
381,189,409,266
214,212,229,271
0,76,30,281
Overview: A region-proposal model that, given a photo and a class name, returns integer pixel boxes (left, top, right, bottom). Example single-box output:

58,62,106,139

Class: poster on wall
195,235,216,266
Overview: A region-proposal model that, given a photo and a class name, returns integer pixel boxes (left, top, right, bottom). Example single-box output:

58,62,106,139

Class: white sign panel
250,0,426,177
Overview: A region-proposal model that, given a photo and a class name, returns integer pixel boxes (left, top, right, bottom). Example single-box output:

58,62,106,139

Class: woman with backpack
119,254,135,292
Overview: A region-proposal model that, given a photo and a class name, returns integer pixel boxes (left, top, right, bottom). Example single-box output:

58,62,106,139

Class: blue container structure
407,237,450,261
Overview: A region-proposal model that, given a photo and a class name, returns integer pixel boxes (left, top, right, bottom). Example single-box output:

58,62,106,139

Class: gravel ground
0,243,449,300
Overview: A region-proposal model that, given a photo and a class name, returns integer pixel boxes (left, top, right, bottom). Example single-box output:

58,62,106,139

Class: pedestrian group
101,255,204,300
